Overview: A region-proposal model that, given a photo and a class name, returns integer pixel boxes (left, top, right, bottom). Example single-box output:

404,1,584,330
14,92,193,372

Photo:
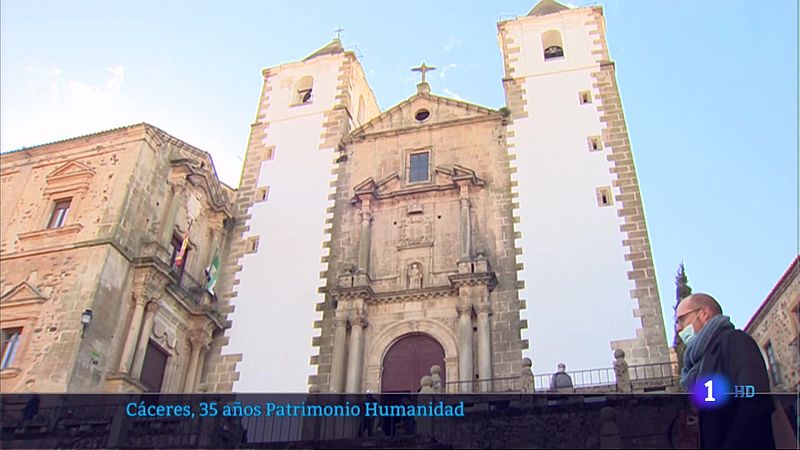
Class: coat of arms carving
398,214,433,248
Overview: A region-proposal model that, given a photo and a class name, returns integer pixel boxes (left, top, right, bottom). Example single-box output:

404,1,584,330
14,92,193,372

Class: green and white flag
204,250,220,297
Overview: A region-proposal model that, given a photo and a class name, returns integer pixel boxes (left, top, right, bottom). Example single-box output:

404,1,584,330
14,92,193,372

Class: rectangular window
255,186,270,203
764,342,782,386
596,186,613,207
1,328,23,370
47,199,71,229
408,152,430,183
588,136,603,152
140,340,169,392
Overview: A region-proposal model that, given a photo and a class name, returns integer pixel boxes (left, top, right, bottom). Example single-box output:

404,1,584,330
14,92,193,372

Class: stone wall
745,256,800,391
0,124,235,393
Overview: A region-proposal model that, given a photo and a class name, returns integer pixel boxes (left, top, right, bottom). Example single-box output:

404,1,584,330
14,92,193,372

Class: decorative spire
411,62,436,94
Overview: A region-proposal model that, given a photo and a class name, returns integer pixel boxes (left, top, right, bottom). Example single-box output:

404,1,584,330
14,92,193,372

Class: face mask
679,324,696,345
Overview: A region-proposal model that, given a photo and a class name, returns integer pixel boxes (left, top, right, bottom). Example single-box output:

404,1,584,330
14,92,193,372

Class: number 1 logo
704,379,715,402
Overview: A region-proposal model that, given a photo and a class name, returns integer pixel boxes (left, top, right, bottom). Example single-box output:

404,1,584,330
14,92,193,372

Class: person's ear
698,308,711,324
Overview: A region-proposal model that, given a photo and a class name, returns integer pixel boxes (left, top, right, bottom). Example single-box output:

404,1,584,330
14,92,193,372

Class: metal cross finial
334,27,345,40
411,62,436,83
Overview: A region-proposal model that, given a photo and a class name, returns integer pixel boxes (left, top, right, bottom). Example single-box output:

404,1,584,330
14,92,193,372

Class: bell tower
498,0,670,367
216,39,380,391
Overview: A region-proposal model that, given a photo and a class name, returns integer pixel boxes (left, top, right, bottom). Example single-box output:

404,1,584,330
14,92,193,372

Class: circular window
414,109,431,122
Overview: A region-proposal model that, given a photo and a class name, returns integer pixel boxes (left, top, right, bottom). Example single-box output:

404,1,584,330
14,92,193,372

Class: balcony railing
442,361,678,393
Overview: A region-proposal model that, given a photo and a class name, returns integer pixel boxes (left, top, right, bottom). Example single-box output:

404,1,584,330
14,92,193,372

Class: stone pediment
347,93,502,140
353,164,485,201
0,282,47,305
46,160,95,183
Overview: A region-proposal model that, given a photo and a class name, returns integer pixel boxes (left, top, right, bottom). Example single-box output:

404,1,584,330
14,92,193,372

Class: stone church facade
317,81,526,393
223,0,671,393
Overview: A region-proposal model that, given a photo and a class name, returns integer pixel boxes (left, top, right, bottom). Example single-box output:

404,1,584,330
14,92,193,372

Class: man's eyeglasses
676,308,701,328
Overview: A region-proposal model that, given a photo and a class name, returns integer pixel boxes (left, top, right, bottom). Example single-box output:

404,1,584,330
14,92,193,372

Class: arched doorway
381,333,445,393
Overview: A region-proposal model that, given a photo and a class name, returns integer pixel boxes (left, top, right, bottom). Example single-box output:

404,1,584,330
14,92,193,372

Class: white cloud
444,37,462,52
50,67,63,76
442,88,463,100
64,65,125,109
438,63,459,79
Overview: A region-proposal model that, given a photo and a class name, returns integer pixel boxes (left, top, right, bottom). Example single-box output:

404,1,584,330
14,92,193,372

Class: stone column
183,331,211,392
193,345,208,391
130,301,160,380
357,205,372,273
345,314,367,392
118,296,147,374
457,304,474,392
329,316,349,393
475,302,492,392
459,186,472,261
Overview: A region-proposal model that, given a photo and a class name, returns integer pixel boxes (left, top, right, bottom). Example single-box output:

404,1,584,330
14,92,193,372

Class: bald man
676,293,775,448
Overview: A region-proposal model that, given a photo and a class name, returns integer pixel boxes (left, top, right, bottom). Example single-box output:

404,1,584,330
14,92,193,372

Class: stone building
744,256,800,391
498,0,669,367
224,0,669,392
0,123,240,393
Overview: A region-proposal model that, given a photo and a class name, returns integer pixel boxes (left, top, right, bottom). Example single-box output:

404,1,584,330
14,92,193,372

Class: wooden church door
380,333,445,393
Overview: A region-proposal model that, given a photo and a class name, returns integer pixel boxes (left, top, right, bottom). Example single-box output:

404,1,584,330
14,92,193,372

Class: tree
673,262,692,373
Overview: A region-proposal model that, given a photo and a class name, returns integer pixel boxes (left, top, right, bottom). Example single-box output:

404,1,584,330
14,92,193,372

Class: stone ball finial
430,365,441,375
421,375,433,387
599,406,616,421
614,349,625,360
522,357,532,369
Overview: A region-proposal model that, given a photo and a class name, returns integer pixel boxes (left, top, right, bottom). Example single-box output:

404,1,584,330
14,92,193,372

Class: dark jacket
697,327,775,449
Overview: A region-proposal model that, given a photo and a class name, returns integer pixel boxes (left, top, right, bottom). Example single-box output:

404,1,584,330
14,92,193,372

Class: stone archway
380,333,445,393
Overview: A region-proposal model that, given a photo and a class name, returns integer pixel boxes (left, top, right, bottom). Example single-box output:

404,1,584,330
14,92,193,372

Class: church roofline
303,38,345,61
528,0,572,16
0,123,235,193
345,91,503,141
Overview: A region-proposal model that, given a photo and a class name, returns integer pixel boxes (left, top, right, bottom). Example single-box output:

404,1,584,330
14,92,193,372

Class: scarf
680,314,735,389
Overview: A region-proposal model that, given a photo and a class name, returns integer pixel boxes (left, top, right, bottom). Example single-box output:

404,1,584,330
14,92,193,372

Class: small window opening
47,199,72,229
542,30,564,60
294,76,314,105
245,236,260,254
414,109,430,122
256,186,270,203
1,328,23,370
588,136,603,152
596,187,613,207
765,342,782,386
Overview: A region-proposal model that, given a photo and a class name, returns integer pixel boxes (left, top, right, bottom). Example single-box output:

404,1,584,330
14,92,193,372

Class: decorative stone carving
407,262,423,289
419,375,434,393
613,349,631,393
430,365,442,393
520,357,535,393
152,319,177,350
398,214,433,248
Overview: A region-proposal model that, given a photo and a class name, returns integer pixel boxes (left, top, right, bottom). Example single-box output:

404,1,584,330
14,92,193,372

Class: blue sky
1,1,797,354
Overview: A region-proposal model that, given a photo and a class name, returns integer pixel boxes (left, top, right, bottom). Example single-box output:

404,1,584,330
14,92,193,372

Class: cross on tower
334,27,344,40
411,62,436,83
